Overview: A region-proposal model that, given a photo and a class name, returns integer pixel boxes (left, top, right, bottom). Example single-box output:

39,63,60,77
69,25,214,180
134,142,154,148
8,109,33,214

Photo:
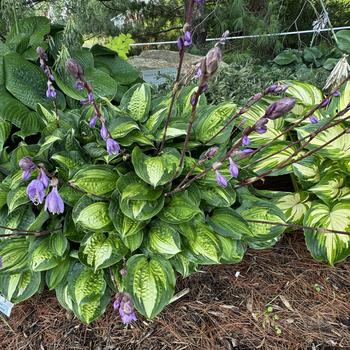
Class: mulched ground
1,232,349,350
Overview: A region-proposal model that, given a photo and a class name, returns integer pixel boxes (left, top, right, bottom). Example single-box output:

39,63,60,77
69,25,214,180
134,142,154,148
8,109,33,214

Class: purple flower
242,135,250,146
177,37,184,51
44,186,64,214
106,138,121,155
239,148,255,157
75,80,84,90
66,58,84,79
88,91,94,103
309,115,319,124
19,157,36,180
184,31,192,47
265,97,296,120
194,67,202,79
195,0,205,5
113,293,137,325
89,116,98,128
38,168,49,188
320,98,330,108
27,180,46,205
204,146,219,159
46,81,56,98
229,158,239,178
254,118,269,134
215,170,228,188
100,123,109,140
120,268,127,277
332,90,340,97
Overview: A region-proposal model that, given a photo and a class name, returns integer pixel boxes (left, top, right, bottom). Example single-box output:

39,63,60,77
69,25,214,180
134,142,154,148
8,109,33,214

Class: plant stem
0,225,61,237
245,219,350,236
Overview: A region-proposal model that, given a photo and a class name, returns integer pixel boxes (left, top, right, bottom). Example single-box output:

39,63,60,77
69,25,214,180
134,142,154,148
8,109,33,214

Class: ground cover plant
0,1,350,326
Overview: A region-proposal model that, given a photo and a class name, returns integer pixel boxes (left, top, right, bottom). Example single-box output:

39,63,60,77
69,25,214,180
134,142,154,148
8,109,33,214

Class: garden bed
1,232,349,350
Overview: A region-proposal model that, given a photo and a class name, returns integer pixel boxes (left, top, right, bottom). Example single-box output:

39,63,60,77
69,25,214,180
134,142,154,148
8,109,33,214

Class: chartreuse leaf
67,262,109,324
78,232,127,271
237,200,286,249
0,237,29,274
125,254,176,319
194,102,236,144
29,237,59,272
121,83,151,122
132,147,181,187
208,208,253,240
275,192,311,224
284,80,323,107
304,201,350,265
148,221,181,258
158,191,201,224
0,270,42,303
308,171,350,204
70,165,119,196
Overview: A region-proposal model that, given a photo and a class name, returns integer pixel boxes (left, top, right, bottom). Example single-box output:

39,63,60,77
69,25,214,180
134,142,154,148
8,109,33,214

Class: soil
0,232,349,350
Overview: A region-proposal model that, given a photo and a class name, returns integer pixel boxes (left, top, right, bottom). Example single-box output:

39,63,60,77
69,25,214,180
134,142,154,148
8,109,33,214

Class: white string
130,26,350,47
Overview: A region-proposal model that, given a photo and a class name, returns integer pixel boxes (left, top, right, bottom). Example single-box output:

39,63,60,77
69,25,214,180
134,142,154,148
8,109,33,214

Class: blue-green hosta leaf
132,146,181,187
250,141,296,176
79,232,127,271
29,237,59,272
304,201,350,265
121,83,151,122
148,221,181,258
208,207,253,240
292,155,323,188
158,191,201,224
217,236,246,264
0,184,9,209
237,200,286,249
273,50,299,65
274,192,311,224
193,102,237,144
296,121,350,160
0,270,42,303
69,165,119,196
309,171,350,204
0,237,29,274
125,254,176,319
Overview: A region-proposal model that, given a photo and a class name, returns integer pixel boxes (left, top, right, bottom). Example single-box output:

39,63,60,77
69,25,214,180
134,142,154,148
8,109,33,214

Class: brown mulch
0,232,349,350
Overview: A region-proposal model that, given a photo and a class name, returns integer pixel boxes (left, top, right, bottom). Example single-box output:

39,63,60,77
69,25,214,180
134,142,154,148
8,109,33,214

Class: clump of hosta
1,9,350,325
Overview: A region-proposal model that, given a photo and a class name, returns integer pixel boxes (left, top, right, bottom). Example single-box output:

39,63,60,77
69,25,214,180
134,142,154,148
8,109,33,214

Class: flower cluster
113,292,137,325
19,157,64,215
37,47,56,98
65,59,121,156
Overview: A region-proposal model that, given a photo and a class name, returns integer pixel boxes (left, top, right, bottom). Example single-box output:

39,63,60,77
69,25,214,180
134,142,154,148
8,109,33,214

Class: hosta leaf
132,146,181,187
148,221,182,257
284,80,323,106
0,206,35,236
0,237,29,274
121,83,151,122
49,231,69,257
45,258,72,290
70,165,118,196
7,186,30,213
197,182,236,207
108,116,140,139
0,119,11,152
29,237,58,272
217,236,246,264
125,254,176,319
336,30,350,53
304,201,350,265
122,230,144,252
273,50,299,65
292,155,323,188
170,252,198,278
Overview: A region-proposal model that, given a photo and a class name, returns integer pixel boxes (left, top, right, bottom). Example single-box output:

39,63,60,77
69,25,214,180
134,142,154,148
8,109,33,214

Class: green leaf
132,147,181,187
273,50,299,65
208,208,252,240
292,155,322,188
284,80,323,107
304,201,350,265
0,119,11,152
170,252,198,278
125,254,176,319
148,221,181,257
49,231,69,257
45,258,72,290
197,182,236,207
6,186,30,213
70,165,118,196
29,237,59,272
121,83,151,122
0,237,29,274
217,236,246,264
0,206,35,236
108,116,140,139
122,230,144,252
336,30,350,53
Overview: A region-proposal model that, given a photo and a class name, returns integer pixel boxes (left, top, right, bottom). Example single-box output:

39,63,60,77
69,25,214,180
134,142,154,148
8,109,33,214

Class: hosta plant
1,7,350,324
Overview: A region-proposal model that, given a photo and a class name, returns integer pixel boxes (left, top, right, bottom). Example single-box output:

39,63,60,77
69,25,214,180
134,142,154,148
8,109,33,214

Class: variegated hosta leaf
197,181,236,208
292,154,323,188
132,146,181,188
304,201,350,265
45,258,72,290
193,102,237,144
296,121,350,160
170,251,198,278
250,141,296,176
217,236,246,264
108,116,140,139
122,230,144,252
0,237,29,274
237,200,286,249
309,171,350,204
284,80,323,106
29,237,58,272
125,254,176,319
177,85,207,120
326,80,350,120
148,221,181,258
275,192,311,224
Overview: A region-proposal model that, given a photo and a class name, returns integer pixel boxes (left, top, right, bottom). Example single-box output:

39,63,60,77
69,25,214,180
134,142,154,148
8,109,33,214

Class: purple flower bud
46,81,56,98
120,268,127,277
36,47,46,57
242,135,250,146
195,0,205,5
190,93,197,106
89,116,98,128
38,168,49,188
27,179,46,205
218,30,230,45
265,97,296,120
215,170,228,188
265,84,278,94
113,293,137,325
274,84,289,93
203,146,219,159
229,158,239,178
44,185,64,215
184,31,192,47
201,83,209,92
309,115,319,124
106,138,121,156
88,91,94,103
320,98,330,108
194,67,202,79
332,90,340,97
75,80,84,90
248,93,263,106
254,118,269,134
19,157,36,180
177,37,184,51
205,46,222,76
100,123,109,140
65,58,84,79
239,148,255,156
